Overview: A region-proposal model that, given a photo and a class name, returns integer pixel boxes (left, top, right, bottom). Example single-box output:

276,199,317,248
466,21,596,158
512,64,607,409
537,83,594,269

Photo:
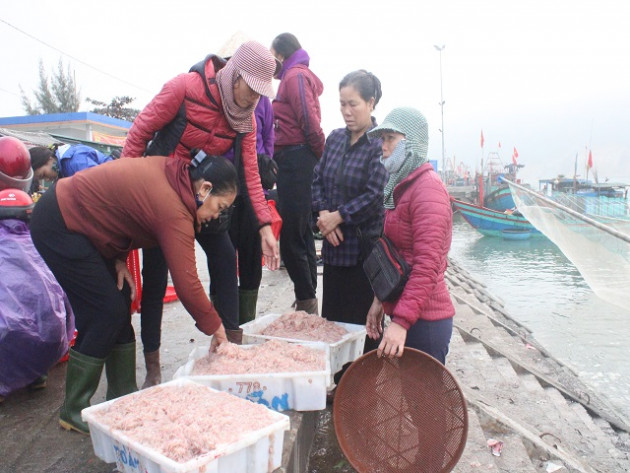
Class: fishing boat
500,228,532,240
478,152,528,211
538,177,629,217
539,176,627,197
483,185,515,211
450,197,542,238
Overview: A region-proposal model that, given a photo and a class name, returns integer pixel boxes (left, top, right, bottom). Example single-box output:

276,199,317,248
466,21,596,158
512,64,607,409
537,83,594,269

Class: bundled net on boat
506,179,630,309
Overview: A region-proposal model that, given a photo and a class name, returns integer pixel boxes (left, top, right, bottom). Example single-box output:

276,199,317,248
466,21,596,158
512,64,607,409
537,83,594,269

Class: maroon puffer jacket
272,64,325,158
122,57,271,226
382,163,455,328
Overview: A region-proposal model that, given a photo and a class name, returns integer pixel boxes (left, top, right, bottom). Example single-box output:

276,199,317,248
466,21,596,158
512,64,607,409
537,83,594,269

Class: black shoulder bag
363,235,410,302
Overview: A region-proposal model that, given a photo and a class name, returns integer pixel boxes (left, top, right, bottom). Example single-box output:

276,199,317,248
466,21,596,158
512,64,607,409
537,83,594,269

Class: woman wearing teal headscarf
365,107,455,364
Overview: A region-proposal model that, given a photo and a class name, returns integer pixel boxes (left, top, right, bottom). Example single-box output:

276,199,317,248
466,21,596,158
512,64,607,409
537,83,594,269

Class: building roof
0,112,132,130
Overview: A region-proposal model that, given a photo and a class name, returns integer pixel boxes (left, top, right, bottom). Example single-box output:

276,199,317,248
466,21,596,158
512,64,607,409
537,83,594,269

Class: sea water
449,213,630,418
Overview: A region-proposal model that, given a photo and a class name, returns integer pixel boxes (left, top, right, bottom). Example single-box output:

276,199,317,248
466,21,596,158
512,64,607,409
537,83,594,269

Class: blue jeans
405,317,453,365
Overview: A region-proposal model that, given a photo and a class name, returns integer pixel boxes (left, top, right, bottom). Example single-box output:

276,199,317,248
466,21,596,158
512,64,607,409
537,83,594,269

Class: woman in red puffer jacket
365,107,455,365
122,41,280,388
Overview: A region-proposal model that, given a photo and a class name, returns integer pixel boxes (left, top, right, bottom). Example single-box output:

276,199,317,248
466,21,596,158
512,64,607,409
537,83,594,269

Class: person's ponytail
189,152,237,196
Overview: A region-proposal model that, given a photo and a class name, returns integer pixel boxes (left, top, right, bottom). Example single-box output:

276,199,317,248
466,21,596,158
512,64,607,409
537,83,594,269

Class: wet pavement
6,240,627,473
0,243,314,473
307,409,356,473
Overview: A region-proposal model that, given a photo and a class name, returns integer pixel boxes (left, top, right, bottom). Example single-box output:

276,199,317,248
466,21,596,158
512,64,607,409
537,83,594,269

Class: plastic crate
82,379,290,473
241,314,367,379
173,342,331,411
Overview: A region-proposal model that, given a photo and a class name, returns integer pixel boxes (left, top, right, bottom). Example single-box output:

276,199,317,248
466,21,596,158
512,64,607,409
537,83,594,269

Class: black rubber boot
105,342,138,400
59,349,105,435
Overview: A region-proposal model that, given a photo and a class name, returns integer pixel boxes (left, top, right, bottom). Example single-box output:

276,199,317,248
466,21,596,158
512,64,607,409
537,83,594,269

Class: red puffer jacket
122,56,271,226
382,163,455,329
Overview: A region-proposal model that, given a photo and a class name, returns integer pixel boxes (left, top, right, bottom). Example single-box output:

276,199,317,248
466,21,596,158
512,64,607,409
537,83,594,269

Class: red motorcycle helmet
0,188,35,221
0,136,33,192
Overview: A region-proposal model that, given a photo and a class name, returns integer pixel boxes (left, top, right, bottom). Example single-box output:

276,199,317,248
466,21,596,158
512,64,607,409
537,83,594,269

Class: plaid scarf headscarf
215,41,277,133
216,61,257,133
368,107,429,208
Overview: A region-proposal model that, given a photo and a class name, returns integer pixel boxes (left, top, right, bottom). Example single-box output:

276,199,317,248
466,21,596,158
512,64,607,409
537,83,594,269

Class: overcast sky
1,0,629,184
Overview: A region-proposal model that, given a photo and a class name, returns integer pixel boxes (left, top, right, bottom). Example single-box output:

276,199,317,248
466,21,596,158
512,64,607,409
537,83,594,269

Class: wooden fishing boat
451,197,542,238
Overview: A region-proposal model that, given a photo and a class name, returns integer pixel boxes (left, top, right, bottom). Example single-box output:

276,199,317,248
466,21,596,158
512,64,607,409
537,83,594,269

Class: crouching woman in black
30,153,236,434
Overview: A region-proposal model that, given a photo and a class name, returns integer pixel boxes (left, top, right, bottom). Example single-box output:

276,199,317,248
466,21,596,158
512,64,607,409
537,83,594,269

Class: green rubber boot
105,342,138,400
238,289,259,325
59,349,105,435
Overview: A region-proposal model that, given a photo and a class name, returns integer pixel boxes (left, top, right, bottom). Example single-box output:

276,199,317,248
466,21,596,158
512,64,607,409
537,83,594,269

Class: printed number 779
235,381,261,393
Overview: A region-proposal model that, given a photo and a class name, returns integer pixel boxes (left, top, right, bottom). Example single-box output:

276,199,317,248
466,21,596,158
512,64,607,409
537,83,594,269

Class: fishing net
507,180,630,309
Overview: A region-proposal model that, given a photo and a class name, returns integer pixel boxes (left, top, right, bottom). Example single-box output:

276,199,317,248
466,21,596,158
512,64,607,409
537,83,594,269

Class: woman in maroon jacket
30,154,237,434
365,107,455,365
271,33,325,314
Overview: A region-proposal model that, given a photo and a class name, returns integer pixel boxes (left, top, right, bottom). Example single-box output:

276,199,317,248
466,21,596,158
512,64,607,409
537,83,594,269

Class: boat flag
498,141,501,149
587,149,593,168
512,147,518,165
480,130,484,148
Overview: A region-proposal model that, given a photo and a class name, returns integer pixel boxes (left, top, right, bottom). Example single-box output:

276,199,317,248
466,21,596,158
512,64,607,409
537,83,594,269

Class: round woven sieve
333,348,468,473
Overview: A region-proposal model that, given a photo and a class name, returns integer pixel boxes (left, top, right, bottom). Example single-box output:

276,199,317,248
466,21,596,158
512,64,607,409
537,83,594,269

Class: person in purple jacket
271,33,325,315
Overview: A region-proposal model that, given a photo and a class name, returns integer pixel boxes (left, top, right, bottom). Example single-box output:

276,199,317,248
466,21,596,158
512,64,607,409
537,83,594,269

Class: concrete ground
8,239,629,473
0,243,320,473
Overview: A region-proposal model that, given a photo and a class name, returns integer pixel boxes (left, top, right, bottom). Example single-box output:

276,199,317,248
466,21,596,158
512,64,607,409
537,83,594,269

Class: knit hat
219,33,282,80
368,107,430,208
230,40,277,98
367,107,429,159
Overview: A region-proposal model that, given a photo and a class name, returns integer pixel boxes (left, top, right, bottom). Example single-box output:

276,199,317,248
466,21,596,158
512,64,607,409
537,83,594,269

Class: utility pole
434,44,446,181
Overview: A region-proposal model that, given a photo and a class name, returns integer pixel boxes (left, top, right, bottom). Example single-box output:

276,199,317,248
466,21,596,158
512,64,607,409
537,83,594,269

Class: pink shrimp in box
193,339,326,375
259,311,348,343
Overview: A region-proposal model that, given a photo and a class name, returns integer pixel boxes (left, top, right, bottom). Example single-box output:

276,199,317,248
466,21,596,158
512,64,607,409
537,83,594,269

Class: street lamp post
434,44,446,181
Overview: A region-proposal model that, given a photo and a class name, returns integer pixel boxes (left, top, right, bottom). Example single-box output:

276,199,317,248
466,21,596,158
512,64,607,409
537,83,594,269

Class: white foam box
173,342,330,411
241,313,367,378
81,378,290,473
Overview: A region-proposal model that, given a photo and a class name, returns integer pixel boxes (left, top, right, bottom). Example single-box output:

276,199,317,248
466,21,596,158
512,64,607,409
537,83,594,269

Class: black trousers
30,185,134,359
139,247,168,352
274,147,318,301
196,230,239,330
322,263,381,354
139,228,240,347
229,194,262,291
